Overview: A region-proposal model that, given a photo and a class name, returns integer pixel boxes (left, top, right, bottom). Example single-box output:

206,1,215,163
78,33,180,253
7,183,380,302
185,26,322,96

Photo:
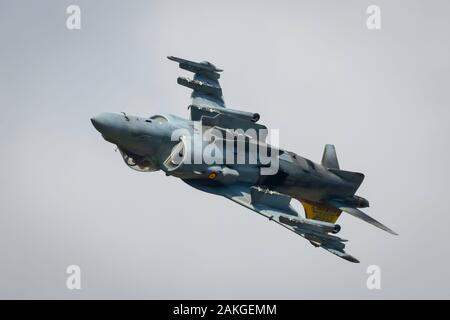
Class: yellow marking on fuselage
299,200,342,224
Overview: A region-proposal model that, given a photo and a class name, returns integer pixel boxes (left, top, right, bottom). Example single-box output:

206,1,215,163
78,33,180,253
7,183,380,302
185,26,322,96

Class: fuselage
91,112,361,205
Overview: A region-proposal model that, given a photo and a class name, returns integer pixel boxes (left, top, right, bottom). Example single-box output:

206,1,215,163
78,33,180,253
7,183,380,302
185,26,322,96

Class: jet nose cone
91,112,132,145
90,116,100,131
91,113,113,134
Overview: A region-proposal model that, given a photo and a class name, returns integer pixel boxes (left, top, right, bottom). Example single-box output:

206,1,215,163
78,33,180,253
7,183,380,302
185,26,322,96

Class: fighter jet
91,56,397,263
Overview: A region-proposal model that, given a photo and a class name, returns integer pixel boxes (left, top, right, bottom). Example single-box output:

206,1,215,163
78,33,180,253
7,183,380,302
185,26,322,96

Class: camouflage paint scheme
91,57,397,263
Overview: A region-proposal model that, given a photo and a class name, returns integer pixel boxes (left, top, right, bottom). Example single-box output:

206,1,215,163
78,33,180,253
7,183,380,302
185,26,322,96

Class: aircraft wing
168,56,267,140
184,180,360,263
168,55,225,110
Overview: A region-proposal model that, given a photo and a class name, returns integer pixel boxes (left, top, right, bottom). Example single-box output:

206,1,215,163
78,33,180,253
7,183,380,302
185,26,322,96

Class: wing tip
167,55,223,72
386,228,399,236
345,255,360,263
324,247,360,263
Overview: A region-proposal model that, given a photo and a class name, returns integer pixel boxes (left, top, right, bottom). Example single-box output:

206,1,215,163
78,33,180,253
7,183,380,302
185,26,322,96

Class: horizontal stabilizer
329,168,364,186
322,144,340,169
329,168,365,194
329,203,398,235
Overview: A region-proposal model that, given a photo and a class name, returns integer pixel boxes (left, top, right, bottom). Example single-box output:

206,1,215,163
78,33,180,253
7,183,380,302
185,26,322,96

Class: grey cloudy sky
0,0,449,299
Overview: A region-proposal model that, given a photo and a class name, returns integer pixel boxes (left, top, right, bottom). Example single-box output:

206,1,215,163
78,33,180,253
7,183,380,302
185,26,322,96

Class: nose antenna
121,112,130,121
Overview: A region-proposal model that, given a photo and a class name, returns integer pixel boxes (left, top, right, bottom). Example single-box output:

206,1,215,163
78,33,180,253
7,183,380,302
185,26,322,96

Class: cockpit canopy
148,115,168,124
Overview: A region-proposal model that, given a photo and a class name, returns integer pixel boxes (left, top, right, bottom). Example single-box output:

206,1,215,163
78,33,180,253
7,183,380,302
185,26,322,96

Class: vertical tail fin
328,168,365,194
322,144,365,194
322,144,340,169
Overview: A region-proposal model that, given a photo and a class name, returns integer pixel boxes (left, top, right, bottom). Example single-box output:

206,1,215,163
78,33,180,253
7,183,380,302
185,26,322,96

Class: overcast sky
0,0,449,299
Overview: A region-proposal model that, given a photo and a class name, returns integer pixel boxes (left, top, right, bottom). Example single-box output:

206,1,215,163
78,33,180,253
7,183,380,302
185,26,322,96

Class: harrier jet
91,56,397,263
